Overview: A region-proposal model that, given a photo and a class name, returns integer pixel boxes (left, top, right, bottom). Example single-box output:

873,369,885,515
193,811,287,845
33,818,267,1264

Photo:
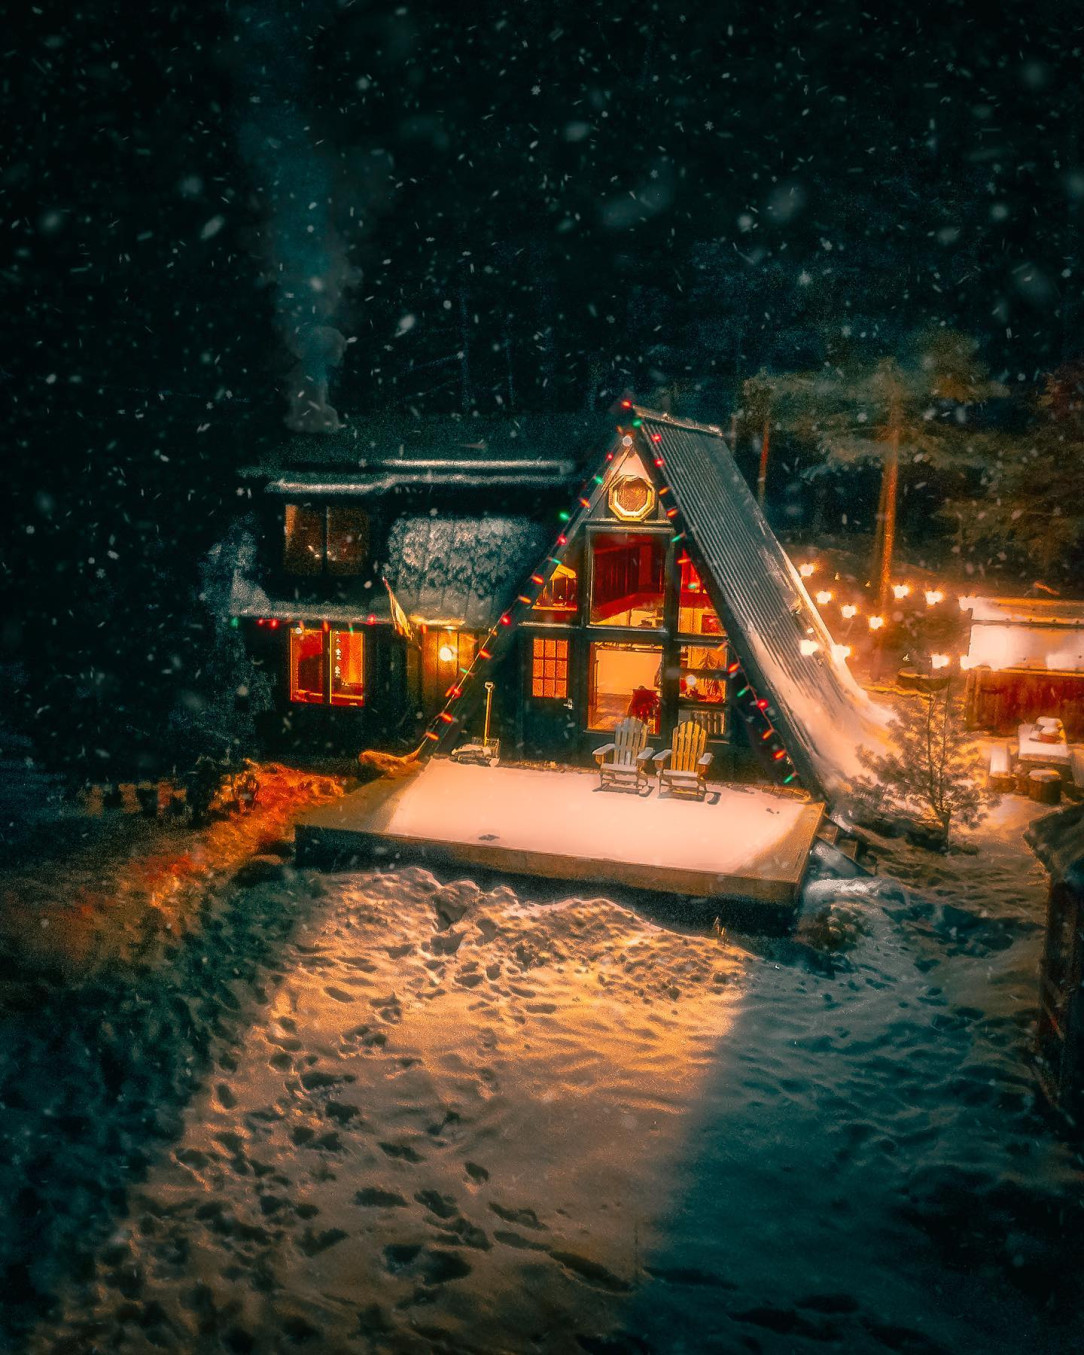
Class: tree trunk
756,417,771,507
876,417,901,613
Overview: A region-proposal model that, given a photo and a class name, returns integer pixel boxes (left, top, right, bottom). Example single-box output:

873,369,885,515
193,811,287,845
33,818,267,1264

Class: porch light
438,644,457,663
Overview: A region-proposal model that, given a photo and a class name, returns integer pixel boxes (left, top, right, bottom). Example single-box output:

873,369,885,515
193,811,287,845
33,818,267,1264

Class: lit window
326,507,369,575
589,532,665,628
330,630,365,706
531,637,569,699
588,641,661,732
284,505,324,576
677,557,724,636
532,560,578,623
284,504,369,576
290,627,326,704
679,643,728,705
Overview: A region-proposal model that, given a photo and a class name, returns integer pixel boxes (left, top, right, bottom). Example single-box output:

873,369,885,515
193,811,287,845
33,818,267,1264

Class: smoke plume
234,3,357,431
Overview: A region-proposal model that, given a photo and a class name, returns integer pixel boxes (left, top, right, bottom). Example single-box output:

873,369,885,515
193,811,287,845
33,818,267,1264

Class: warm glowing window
284,505,324,575
330,630,365,706
680,643,728,704
532,561,578,623
531,637,569,699
290,627,326,704
589,532,666,628
284,504,368,576
677,557,723,636
588,641,661,733
327,508,369,575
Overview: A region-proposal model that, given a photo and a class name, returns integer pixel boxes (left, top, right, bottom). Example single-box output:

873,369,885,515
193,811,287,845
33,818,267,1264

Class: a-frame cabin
424,405,883,804
228,404,883,806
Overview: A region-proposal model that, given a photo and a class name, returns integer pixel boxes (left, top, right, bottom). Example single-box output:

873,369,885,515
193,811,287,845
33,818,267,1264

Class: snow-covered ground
2,783,1079,1354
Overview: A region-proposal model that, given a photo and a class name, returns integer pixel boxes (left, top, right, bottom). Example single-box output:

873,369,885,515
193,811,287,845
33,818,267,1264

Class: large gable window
589,532,665,629
284,505,369,576
588,641,662,733
677,556,724,636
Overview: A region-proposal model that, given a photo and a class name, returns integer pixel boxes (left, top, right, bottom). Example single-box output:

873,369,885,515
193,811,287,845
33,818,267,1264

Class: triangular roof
631,407,888,800
426,406,887,803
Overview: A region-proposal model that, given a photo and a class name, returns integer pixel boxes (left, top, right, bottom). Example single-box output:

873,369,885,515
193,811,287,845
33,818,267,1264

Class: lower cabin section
242,617,762,777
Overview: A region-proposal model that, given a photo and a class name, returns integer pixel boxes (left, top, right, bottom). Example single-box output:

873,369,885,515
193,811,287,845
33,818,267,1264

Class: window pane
290,628,326,703
330,630,365,706
590,532,665,628
588,642,661,732
531,637,568,699
679,643,728,704
677,556,724,636
327,507,369,576
284,504,324,575
532,556,578,623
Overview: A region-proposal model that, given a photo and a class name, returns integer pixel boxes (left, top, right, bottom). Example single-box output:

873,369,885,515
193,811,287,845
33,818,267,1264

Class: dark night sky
6,0,1083,416
2,0,1083,752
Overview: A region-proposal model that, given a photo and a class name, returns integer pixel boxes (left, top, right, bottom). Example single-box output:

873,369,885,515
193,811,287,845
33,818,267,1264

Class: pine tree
770,331,1005,609
850,682,994,848
946,360,1084,583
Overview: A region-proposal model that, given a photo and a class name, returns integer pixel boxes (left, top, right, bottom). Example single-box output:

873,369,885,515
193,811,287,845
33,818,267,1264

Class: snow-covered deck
296,760,824,908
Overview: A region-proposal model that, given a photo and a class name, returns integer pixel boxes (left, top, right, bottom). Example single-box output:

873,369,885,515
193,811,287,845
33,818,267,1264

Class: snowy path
16,810,1084,1355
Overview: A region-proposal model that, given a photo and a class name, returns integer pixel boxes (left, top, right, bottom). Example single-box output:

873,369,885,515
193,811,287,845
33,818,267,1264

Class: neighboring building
960,596,1084,739
1026,805,1084,1127
225,406,883,800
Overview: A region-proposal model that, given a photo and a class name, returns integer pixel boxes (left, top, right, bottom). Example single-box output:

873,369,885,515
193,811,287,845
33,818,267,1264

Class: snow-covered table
1016,722,1071,770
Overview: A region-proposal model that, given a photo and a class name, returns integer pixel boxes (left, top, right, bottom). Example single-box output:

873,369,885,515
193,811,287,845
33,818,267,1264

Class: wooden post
876,417,900,614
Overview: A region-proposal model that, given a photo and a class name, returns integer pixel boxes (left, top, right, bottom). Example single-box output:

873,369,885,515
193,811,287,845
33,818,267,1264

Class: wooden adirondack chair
593,717,654,792
653,720,713,799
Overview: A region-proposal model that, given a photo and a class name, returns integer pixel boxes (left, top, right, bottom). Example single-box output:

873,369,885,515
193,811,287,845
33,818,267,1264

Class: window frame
288,625,366,707
283,503,369,578
530,636,570,700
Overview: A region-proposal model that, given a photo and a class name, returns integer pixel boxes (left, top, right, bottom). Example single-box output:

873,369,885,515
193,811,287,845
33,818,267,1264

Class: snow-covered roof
959,595,1084,628
1026,805,1084,890
241,412,607,483
384,515,549,629
634,406,888,801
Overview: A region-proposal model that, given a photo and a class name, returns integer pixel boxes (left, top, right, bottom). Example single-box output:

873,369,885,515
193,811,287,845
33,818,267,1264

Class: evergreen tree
947,360,1084,583
850,682,993,848
771,331,1004,607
